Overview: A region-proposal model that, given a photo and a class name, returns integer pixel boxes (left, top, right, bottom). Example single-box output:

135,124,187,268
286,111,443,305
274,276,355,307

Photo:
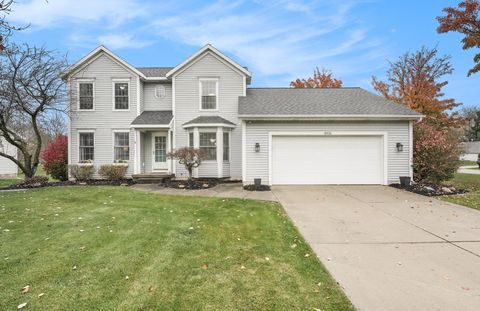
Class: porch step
132,173,174,184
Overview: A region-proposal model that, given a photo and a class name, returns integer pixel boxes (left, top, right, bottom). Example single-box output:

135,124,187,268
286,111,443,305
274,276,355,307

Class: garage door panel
272,136,383,185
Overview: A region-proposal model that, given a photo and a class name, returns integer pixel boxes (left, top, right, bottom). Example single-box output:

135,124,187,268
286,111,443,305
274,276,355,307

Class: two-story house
62,44,421,185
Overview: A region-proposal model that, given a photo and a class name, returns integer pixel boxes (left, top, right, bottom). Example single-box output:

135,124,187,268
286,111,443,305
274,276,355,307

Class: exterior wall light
255,143,260,152
396,143,403,152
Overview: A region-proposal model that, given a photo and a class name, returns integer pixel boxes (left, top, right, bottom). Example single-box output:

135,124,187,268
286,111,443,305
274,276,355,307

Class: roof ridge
246,87,362,89
136,66,174,69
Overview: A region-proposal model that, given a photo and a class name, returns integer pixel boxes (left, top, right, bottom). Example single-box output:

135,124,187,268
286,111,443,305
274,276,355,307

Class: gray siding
69,53,138,178
143,83,172,111
0,137,17,177
244,120,411,185
173,52,244,178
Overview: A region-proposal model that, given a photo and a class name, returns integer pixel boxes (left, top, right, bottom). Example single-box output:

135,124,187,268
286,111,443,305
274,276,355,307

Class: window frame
223,131,230,162
154,84,166,98
78,130,95,162
112,79,130,111
77,80,95,111
199,131,217,161
113,130,130,162
189,132,194,148
198,78,219,111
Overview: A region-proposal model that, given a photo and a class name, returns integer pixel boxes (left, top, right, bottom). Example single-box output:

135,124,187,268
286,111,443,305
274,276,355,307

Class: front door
152,132,167,170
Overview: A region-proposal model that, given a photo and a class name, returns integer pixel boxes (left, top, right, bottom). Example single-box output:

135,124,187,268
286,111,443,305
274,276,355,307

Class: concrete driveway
272,185,480,311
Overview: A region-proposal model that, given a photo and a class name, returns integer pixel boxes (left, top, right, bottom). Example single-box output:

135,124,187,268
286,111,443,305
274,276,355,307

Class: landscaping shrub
69,164,94,181
41,135,68,181
98,164,128,180
413,121,461,184
23,176,49,185
167,147,206,180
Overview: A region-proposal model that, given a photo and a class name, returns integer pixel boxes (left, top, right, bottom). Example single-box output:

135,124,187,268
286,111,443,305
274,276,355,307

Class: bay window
199,132,216,160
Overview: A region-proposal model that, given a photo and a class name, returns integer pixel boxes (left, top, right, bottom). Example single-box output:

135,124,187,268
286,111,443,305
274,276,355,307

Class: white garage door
271,135,384,185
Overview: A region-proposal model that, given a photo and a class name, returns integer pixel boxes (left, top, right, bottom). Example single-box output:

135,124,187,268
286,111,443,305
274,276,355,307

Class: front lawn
440,173,480,211
0,187,353,310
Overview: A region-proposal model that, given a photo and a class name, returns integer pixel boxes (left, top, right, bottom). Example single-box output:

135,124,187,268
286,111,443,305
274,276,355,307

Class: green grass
0,187,354,310
459,160,478,166
440,173,480,211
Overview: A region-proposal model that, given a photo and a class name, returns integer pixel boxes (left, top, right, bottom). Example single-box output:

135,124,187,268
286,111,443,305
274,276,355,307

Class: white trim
166,44,251,78
136,76,141,116
134,130,140,174
240,114,423,120
76,79,95,111
242,121,246,183
409,120,414,179
198,78,219,111
130,124,171,129
242,75,246,97
154,85,166,98
61,45,147,79
112,79,131,111
67,78,72,171
112,130,131,163
182,122,235,129
193,127,199,178
172,77,176,175
217,127,223,178
77,130,96,163
267,131,389,186
222,130,231,163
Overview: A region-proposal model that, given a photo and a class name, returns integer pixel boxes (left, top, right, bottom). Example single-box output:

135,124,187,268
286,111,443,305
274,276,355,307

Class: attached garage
239,88,423,186
271,134,385,185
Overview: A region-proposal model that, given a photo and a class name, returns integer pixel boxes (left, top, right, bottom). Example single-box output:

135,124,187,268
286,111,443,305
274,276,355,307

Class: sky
6,0,480,108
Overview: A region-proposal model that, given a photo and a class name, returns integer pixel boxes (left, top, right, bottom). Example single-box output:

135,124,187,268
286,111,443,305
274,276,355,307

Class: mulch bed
391,183,467,196
163,178,218,190
243,184,271,191
0,179,136,191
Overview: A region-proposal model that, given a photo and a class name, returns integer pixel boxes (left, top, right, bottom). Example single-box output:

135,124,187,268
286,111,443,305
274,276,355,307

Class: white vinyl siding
174,52,244,179
143,83,172,111
244,120,411,185
69,53,138,178
0,136,18,177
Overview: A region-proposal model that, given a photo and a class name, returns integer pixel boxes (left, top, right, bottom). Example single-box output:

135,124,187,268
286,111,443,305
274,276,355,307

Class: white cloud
8,0,148,28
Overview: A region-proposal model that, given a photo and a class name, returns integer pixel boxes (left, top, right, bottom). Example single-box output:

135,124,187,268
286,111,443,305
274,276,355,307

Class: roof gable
61,45,147,79
166,44,251,78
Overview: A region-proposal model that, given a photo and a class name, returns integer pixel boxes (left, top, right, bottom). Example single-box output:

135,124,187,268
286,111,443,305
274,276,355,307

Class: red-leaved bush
41,135,68,181
413,122,460,184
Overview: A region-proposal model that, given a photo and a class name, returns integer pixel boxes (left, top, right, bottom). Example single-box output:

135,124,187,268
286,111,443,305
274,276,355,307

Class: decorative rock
202,183,209,188
441,187,453,194
178,184,185,189
423,186,435,193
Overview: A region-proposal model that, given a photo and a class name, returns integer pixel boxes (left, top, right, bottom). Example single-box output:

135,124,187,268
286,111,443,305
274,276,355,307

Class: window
223,132,229,162
79,83,93,110
79,132,94,162
200,79,217,110
189,132,194,148
199,132,216,160
114,82,129,110
155,85,166,98
114,132,130,161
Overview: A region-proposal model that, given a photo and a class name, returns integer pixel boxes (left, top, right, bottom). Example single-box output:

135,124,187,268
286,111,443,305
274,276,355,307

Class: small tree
41,135,68,181
290,67,343,88
167,147,206,180
413,122,461,184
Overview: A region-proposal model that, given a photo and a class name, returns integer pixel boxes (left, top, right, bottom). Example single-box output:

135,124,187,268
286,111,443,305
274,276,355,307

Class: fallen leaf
290,243,297,249
18,303,27,309
265,257,270,261
240,265,246,270
125,276,129,280
79,246,86,251
72,265,77,270
20,285,30,294
38,293,44,298
148,285,155,292
201,264,208,270
304,253,310,257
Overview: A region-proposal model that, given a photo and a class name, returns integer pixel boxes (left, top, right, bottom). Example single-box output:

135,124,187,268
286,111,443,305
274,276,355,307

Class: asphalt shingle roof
238,88,421,117
136,67,174,77
131,111,173,125
183,116,236,126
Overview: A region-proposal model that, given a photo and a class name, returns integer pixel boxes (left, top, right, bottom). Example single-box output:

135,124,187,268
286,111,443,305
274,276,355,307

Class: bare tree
0,0,27,50
0,44,68,178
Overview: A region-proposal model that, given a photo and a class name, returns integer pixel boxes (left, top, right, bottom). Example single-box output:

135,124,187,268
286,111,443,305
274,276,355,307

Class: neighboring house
460,141,480,161
0,136,18,178
62,44,422,185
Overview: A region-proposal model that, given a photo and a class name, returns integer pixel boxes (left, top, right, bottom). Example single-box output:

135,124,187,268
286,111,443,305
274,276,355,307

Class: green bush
69,164,94,181
98,164,128,180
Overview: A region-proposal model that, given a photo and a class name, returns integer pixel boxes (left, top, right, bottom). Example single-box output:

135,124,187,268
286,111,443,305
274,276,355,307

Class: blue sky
7,0,480,108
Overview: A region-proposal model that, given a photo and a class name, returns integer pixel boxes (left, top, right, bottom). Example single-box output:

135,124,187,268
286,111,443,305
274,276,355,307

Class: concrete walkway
272,185,480,311
458,165,480,175
131,183,278,201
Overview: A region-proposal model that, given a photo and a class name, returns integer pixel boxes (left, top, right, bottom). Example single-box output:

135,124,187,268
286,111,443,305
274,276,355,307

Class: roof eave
238,114,424,121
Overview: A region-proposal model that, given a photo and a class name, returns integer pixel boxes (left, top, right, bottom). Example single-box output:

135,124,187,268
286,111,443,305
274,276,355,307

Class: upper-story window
155,85,166,98
78,82,94,110
199,78,218,110
114,81,129,110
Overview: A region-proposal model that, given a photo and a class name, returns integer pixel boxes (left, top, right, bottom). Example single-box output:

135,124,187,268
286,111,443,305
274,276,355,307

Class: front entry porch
133,129,174,175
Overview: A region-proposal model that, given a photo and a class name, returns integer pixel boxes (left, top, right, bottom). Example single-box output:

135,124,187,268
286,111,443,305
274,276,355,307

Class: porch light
396,143,403,152
255,143,260,152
